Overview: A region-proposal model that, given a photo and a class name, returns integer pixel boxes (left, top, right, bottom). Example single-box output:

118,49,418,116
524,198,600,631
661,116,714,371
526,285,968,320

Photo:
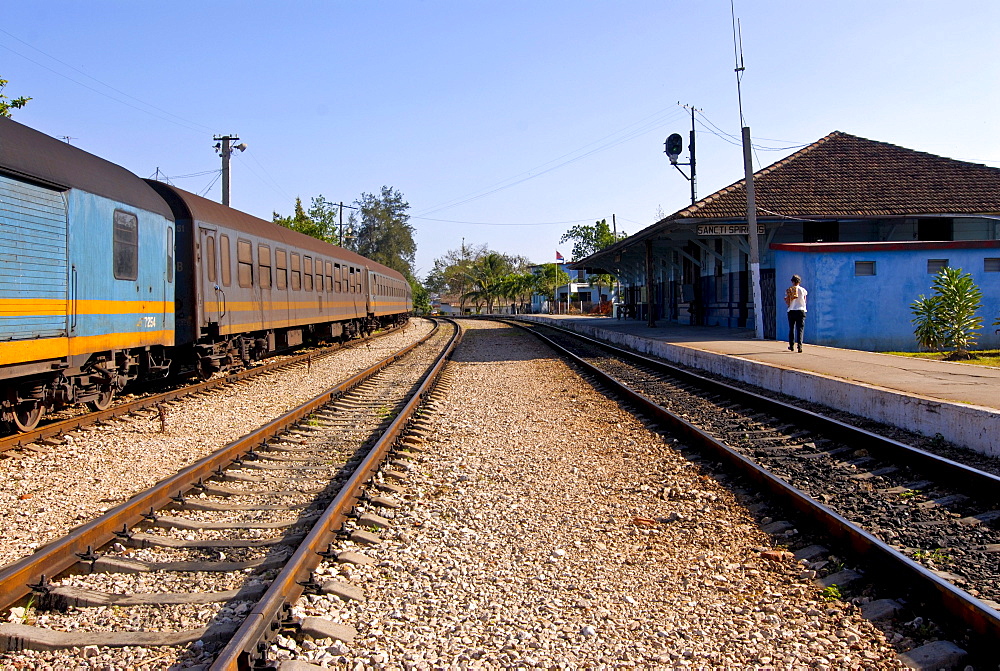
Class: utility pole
682,103,698,205
337,202,359,247
742,127,764,340
732,8,764,339
213,134,246,207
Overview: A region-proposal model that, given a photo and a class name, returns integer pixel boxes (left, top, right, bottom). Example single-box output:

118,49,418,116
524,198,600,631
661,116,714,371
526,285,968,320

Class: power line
414,105,688,217
198,171,224,198
697,111,809,152
240,149,294,203
0,35,212,136
411,216,595,227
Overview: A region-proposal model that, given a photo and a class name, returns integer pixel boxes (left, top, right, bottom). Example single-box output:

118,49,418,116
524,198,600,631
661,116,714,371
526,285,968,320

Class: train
0,118,412,432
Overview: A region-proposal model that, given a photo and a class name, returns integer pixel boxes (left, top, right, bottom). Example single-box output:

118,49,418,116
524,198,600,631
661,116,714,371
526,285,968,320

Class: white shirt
787,285,808,312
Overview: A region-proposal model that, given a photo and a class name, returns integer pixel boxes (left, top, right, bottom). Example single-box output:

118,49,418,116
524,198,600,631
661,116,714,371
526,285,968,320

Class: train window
325,261,334,293
220,235,231,287
205,236,217,283
291,253,301,291
275,249,287,290
334,263,342,292
238,239,253,287
113,210,139,281
258,244,272,289
303,256,314,291
315,259,324,292
166,227,174,283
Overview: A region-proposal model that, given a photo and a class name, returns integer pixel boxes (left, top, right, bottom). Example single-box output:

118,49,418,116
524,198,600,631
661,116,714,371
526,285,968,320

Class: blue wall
773,242,1000,352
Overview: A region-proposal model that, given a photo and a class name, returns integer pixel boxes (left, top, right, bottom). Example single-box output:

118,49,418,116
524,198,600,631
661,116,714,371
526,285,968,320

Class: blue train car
0,118,175,430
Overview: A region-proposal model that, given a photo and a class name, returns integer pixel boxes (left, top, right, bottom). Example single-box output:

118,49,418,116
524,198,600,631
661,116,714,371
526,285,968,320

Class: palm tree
462,253,512,313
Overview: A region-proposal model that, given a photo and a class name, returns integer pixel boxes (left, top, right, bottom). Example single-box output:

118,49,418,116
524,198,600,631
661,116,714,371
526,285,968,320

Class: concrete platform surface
541,315,1000,411
516,315,999,456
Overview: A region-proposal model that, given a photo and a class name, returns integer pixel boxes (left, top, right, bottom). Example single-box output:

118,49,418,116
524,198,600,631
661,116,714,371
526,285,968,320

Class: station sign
697,224,765,236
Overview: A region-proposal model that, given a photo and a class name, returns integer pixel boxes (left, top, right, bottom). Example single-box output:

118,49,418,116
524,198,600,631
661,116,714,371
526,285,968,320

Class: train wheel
11,402,43,432
86,385,114,412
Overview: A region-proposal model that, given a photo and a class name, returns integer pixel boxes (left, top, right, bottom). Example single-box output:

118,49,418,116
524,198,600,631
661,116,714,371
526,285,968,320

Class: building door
760,268,776,340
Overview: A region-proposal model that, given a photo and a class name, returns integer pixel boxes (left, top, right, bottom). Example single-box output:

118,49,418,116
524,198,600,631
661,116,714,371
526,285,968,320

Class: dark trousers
787,310,805,347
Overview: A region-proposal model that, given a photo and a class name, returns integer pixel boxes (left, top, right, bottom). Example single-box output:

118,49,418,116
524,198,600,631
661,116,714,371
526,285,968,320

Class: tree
559,218,625,262
307,195,342,244
273,195,341,244
425,242,488,313
461,253,514,313
409,277,431,314
910,266,983,358
588,272,616,302
533,263,570,313
0,78,30,118
500,272,537,313
350,186,416,277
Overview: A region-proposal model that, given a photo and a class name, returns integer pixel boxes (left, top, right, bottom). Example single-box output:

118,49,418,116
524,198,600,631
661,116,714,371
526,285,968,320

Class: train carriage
0,118,176,430
145,182,411,377
1,117,412,431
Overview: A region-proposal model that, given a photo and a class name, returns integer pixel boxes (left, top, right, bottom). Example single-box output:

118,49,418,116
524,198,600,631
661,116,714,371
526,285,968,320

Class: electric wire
150,168,221,180
0,33,212,136
198,171,224,198
410,216,595,227
1,29,299,206
414,105,688,218
242,149,295,203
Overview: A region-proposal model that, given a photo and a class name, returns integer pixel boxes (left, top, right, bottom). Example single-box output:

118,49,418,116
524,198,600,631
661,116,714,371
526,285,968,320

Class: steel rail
0,320,438,614
0,322,411,453
511,319,1000,504
514,320,1000,650
210,319,461,670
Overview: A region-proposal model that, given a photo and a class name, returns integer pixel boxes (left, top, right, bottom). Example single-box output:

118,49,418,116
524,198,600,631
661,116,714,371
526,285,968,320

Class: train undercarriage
1,313,409,432
0,347,172,432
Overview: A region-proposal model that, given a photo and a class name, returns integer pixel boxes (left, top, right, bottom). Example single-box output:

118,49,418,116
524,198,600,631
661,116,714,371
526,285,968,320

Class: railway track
0,318,459,669
511,319,1000,661
0,323,408,454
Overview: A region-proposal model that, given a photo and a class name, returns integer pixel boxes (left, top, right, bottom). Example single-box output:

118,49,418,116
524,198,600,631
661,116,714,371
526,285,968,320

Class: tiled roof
673,131,1000,220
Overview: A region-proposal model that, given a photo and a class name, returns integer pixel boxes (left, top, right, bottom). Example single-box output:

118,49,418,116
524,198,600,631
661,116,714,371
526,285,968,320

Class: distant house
575,131,1000,351
429,294,463,315
528,264,613,315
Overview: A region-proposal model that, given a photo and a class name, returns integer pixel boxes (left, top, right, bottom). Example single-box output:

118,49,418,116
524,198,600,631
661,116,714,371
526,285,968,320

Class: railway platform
515,314,1000,457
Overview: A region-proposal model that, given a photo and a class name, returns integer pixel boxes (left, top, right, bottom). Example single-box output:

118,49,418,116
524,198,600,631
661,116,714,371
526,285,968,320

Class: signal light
665,133,683,164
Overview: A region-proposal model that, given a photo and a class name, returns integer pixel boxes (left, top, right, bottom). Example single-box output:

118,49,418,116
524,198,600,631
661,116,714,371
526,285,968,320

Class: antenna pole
742,127,764,340
732,3,764,339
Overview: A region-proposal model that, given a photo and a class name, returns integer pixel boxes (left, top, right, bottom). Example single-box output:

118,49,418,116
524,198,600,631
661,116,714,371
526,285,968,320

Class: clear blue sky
4,1,998,277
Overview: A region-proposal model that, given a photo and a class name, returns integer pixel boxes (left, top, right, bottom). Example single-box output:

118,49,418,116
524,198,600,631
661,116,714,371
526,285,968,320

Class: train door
197,227,224,333
366,269,374,315
164,225,173,335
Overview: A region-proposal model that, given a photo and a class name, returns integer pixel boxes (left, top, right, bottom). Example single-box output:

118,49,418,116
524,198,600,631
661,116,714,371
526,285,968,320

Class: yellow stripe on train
0,330,175,364
0,299,174,316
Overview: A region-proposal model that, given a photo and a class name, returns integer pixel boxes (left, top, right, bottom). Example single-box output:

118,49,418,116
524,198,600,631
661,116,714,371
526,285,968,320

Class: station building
574,131,1000,351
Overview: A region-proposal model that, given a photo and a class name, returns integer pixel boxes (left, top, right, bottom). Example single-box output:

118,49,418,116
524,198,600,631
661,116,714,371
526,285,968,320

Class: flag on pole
555,251,564,262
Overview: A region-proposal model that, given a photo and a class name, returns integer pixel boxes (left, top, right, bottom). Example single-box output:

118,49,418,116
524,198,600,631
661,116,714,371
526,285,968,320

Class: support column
646,239,656,327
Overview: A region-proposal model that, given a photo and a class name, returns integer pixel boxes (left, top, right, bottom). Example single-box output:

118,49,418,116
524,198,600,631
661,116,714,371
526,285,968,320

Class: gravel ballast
0,321,434,568
282,320,903,669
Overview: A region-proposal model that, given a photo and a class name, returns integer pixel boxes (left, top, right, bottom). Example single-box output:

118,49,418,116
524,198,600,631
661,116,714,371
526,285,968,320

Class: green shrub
910,267,983,358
